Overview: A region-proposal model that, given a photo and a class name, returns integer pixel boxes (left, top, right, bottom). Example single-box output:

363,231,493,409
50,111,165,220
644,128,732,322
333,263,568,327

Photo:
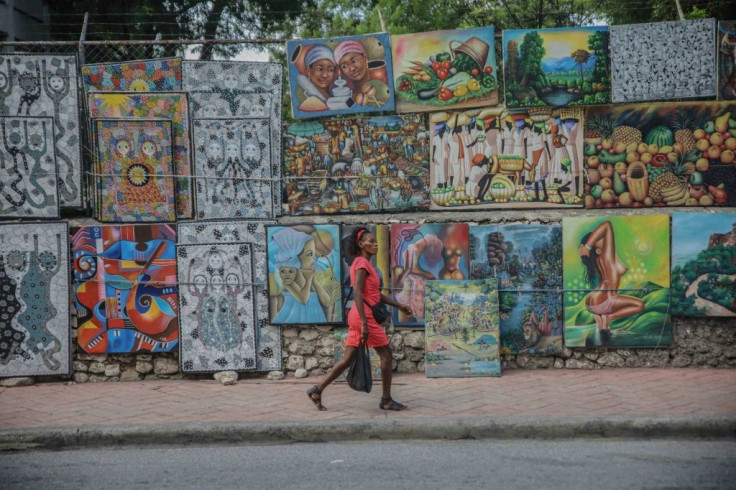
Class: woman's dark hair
580,232,600,286
349,227,370,257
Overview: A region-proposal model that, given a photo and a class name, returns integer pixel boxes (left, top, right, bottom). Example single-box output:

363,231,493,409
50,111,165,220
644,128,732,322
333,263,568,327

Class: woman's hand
398,303,413,317
579,244,591,258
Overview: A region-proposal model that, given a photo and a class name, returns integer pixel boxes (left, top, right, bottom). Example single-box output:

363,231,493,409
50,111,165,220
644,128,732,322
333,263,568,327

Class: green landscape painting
672,212,736,317
503,27,610,108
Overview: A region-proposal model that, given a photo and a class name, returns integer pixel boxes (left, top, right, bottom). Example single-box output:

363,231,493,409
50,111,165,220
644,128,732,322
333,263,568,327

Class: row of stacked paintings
1,213,734,378
286,19,735,121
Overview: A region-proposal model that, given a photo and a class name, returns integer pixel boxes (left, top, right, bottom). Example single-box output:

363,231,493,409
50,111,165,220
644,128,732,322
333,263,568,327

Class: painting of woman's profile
562,215,671,348
267,224,343,325
287,33,395,119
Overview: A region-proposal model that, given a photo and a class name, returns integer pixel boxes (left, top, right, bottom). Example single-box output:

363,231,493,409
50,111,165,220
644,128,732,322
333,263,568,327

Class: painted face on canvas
115,139,131,157
298,239,316,270
208,252,224,269
140,140,156,157
206,140,223,160
307,59,336,90
279,266,297,285
224,74,238,89
48,75,65,92
203,104,219,118
225,142,239,159
339,52,368,82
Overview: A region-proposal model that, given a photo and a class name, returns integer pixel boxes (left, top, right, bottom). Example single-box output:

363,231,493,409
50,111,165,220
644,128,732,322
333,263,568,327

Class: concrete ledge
1,416,735,451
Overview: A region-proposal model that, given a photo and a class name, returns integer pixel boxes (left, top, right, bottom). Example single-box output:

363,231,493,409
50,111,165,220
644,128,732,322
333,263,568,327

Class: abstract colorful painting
192,118,273,219
267,224,342,325
283,113,430,215
183,60,283,215
93,119,176,222
88,92,193,218
719,21,736,100
470,224,563,355
333,326,382,381
424,280,500,378
81,57,183,92
672,212,736,317
562,215,671,348
610,19,716,103
287,33,395,119
390,223,469,326
0,116,59,218
503,26,610,108
429,107,584,210
177,220,281,371
0,54,82,208
584,102,736,209
177,242,256,373
71,225,178,354
0,222,70,377
391,26,498,113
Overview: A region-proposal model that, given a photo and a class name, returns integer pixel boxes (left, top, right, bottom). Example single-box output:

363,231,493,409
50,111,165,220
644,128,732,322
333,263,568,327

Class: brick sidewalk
1,369,735,431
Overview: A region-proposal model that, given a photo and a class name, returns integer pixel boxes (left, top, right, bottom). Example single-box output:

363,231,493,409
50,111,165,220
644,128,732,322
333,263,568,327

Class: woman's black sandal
379,397,407,411
307,385,326,411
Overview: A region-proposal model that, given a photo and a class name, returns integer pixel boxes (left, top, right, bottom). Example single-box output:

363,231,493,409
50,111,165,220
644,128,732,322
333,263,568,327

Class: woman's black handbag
366,299,390,325
346,342,372,393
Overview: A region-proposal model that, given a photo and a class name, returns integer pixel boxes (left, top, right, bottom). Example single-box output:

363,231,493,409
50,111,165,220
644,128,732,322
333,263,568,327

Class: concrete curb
1,416,735,451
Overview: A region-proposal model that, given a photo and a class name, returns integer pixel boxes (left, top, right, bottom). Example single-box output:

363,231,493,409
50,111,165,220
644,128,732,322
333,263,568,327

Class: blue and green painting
424,280,500,378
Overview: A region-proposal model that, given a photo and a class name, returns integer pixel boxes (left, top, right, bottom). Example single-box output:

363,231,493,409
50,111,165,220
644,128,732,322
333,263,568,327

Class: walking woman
307,227,413,411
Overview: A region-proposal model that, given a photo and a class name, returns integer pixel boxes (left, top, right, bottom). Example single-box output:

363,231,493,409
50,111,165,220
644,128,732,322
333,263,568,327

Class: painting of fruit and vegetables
671,212,736,317
469,224,563,355
503,27,610,108
391,26,498,113
718,21,736,101
424,280,501,378
428,107,584,210
584,102,736,209
562,215,672,348
283,114,429,215
610,19,716,103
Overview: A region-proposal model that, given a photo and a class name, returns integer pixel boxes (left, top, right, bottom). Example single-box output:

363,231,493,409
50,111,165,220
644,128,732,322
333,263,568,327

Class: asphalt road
2,439,735,489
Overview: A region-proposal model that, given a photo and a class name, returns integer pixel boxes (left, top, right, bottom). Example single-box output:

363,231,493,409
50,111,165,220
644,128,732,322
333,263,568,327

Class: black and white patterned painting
177,242,257,373
192,119,273,219
0,54,82,208
177,221,282,371
610,19,717,103
182,60,282,216
0,116,59,218
0,222,70,377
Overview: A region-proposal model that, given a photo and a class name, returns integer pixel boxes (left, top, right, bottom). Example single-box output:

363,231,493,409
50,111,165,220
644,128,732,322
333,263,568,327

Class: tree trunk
199,0,227,60
579,63,584,86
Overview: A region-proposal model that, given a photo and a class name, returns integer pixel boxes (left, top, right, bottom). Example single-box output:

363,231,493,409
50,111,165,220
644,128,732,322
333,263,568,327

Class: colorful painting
470,224,563,355
287,32,395,119
177,220,281,371
424,280,500,378
390,223,469,326
192,119,273,219
503,27,610,108
562,216,671,348
92,119,176,222
429,107,584,210
610,19,716,103
0,54,82,208
718,21,736,100
81,57,183,92
88,92,193,218
333,326,382,381
391,26,498,113
177,242,256,372
584,102,736,209
183,60,283,216
283,114,430,215
71,225,178,354
267,224,342,325
0,222,70,377
0,116,59,218
672,212,736,317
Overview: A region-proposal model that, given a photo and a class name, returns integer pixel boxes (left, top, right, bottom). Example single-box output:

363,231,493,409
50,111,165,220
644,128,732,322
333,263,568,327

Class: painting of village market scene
503,26,610,108
424,280,501,378
390,223,469,326
718,21,736,101
584,102,736,209
470,224,563,355
671,212,736,317
287,33,395,119
391,26,499,113
562,215,672,348
429,107,584,209
283,114,430,215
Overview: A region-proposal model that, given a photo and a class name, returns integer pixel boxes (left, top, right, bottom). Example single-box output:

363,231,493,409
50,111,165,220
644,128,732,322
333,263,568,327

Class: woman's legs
374,345,407,410
307,346,357,410
603,295,645,329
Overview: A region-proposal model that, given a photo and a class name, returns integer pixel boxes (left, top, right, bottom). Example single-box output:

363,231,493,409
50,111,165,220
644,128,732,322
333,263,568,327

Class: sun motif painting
81,58,183,92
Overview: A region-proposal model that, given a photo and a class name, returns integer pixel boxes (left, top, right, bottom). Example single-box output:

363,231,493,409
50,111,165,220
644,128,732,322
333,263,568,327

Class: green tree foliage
571,48,590,86
587,31,609,84
519,30,546,87
506,40,520,85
